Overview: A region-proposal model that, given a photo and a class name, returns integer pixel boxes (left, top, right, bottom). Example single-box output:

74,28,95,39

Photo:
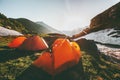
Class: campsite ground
0,37,120,80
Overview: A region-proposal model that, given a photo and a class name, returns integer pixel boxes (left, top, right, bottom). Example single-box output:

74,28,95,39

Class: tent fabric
33,38,81,75
8,36,26,48
33,52,53,75
18,36,48,51
70,42,81,63
52,39,76,70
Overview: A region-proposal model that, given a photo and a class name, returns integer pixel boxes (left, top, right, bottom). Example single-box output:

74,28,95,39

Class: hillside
15,18,51,34
0,13,61,35
0,13,26,33
72,2,120,38
36,21,61,33
89,2,120,31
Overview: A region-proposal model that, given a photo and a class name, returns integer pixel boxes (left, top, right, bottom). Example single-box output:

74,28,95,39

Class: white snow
83,28,120,45
81,28,120,61
0,26,22,36
97,44,120,60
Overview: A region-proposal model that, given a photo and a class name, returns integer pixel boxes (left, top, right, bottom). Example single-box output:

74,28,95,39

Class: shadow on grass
16,59,85,80
0,47,35,62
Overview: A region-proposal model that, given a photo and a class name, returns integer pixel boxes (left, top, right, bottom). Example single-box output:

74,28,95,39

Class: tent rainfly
18,36,48,51
33,38,81,75
8,36,27,48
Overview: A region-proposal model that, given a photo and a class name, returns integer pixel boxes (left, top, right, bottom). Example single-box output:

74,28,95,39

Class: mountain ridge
0,13,61,35
36,21,61,33
72,2,120,38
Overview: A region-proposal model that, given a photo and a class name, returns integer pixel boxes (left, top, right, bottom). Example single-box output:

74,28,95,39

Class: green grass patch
0,56,35,80
82,51,120,80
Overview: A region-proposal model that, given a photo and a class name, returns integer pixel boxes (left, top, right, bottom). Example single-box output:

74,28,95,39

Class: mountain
89,2,120,31
36,21,61,33
12,18,61,34
0,13,61,34
0,26,22,36
62,27,86,36
0,13,26,33
72,2,120,38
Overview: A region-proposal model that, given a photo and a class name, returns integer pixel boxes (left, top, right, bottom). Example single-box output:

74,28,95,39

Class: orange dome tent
18,36,48,51
8,36,27,48
33,38,81,75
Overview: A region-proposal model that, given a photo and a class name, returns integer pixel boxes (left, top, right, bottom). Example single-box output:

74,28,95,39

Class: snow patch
0,26,22,36
97,44,120,60
83,28,120,45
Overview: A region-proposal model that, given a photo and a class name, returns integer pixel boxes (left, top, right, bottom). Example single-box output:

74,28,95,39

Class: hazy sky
0,0,119,31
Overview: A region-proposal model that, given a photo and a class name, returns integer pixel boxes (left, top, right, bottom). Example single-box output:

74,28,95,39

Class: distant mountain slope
62,27,84,36
0,26,22,36
0,13,61,34
16,18,47,34
36,21,61,33
0,13,26,33
72,2,120,38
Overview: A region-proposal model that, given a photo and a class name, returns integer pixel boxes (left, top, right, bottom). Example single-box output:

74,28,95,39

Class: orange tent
18,36,48,51
33,38,81,75
33,52,53,74
8,36,27,48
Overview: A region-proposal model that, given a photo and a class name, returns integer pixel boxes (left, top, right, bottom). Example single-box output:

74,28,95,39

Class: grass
0,37,37,80
0,37,120,80
0,56,34,80
82,51,120,80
